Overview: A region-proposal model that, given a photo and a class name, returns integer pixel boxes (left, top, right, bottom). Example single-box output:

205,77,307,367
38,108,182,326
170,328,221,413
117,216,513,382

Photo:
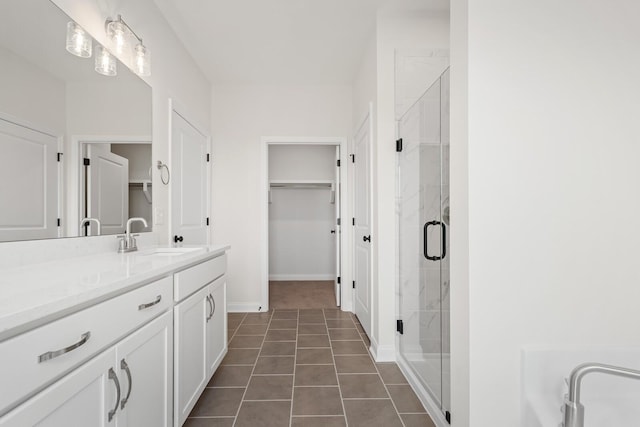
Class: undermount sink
142,247,202,256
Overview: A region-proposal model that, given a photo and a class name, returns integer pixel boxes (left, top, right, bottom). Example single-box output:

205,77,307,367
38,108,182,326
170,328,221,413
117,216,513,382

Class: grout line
232,312,273,427
327,310,349,426
288,310,299,427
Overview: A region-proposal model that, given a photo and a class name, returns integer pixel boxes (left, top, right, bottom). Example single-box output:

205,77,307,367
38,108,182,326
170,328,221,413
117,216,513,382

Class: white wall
450,0,640,425
0,46,66,134
268,145,336,280
211,85,352,311
371,7,449,360
52,0,211,245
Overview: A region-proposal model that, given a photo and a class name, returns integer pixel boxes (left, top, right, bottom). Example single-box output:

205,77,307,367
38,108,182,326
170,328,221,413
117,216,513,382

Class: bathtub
521,347,640,427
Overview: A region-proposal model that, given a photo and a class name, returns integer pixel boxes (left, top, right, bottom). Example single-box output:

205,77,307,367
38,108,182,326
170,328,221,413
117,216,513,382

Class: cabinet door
206,277,227,377
0,349,117,427
174,286,209,426
115,312,172,427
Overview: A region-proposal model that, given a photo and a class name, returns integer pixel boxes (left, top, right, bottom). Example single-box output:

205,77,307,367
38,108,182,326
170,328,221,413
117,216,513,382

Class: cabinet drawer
0,276,172,415
174,254,226,302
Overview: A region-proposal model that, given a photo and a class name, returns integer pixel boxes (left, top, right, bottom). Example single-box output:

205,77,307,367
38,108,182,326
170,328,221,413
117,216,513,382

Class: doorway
79,139,152,236
263,138,346,311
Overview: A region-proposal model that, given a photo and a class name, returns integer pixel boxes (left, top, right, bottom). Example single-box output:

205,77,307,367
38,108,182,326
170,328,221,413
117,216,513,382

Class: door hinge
337,276,341,284
350,154,355,163
396,319,404,335
396,138,403,152
337,159,341,167
337,218,341,226
352,281,355,289
57,152,63,162
206,153,210,162
57,218,61,227
206,217,210,226
352,218,355,226
445,411,451,424
83,158,90,166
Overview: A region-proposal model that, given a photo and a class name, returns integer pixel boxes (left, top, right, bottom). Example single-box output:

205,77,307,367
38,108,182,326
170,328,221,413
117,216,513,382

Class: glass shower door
397,69,450,419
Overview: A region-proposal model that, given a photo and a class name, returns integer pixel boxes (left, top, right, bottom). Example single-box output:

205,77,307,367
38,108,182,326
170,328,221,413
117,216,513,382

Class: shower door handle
424,221,446,261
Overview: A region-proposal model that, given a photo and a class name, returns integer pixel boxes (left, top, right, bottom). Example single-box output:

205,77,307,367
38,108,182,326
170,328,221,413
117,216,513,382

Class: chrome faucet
117,217,148,253
80,217,101,236
562,362,640,427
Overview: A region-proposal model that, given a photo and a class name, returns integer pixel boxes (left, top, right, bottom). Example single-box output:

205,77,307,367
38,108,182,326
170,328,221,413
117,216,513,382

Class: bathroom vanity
0,245,229,427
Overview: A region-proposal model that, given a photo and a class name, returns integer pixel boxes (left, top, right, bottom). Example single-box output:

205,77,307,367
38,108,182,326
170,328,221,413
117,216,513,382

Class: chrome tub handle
120,359,133,409
38,332,91,363
108,368,121,422
138,295,162,310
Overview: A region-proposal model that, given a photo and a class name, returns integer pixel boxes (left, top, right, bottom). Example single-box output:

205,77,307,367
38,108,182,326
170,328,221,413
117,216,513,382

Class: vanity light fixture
105,15,151,77
95,45,117,76
65,21,92,58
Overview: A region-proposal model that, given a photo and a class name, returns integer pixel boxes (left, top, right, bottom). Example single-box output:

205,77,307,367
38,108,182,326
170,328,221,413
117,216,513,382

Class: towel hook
157,161,170,185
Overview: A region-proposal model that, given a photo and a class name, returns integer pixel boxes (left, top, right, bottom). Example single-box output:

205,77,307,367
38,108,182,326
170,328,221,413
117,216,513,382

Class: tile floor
185,309,436,427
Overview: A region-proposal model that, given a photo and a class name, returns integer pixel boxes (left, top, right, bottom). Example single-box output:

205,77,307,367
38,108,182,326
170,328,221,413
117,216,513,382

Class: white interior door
171,110,209,245
87,145,128,236
353,111,372,338
335,146,341,306
0,118,58,242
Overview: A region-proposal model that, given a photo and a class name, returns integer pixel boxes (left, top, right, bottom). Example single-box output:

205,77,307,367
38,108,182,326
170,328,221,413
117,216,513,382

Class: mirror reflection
0,0,152,242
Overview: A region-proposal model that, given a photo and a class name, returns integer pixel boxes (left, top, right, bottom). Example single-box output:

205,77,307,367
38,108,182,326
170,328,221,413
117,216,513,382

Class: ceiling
154,0,448,85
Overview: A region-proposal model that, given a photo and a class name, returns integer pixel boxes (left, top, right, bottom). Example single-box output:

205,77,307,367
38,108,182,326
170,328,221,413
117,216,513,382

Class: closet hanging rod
269,182,332,189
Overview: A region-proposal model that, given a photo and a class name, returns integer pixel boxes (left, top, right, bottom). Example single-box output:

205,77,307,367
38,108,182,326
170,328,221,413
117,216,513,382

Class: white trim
396,354,449,427
69,135,152,237
261,136,350,314
227,302,264,313
268,274,335,281
168,98,212,245
0,111,58,138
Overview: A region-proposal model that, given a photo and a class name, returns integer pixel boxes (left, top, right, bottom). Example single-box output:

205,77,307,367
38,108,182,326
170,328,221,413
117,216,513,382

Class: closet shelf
129,179,152,204
268,180,336,204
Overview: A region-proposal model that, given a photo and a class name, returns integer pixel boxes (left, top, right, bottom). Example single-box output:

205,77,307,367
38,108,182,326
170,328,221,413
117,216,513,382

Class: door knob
174,235,183,243
363,235,371,242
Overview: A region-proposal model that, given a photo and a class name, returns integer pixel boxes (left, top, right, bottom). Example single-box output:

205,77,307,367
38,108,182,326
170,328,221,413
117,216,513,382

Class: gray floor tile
221,348,260,365
236,324,268,335
334,355,377,373
265,329,297,341
291,416,347,426
207,365,253,387
189,387,244,416
338,374,388,398
343,399,403,427
296,348,334,364
244,375,293,400
376,363,409,384
254,356,295,374
297,334,330,348
261,341,296,356
229,335,264,349
295,364,338,386
184,417,235,427
400,413,437,427
331,340,368,355
387,384,427,413
292,387,344,415
235,401,291,427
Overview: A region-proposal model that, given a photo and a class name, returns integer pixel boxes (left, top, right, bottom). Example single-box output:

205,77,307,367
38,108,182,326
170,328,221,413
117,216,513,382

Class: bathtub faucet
562,362,640,427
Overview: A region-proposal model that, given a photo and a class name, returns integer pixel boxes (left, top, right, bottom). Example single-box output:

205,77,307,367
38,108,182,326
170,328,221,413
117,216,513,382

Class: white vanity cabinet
173,256,227,427
0,311,172,427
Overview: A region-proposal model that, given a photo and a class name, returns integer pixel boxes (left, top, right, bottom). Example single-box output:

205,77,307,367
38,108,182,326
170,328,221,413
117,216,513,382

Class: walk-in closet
268,144,340,309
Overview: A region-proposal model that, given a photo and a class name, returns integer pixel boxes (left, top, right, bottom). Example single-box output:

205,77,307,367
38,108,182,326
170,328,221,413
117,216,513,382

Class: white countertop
0,245,229,341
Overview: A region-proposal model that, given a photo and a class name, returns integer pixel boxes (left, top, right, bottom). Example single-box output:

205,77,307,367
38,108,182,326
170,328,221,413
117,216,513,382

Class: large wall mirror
0,0,152,242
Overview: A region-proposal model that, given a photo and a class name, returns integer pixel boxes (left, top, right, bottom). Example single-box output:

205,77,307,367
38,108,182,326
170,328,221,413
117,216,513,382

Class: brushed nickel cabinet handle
210,294,216,317
206,295,213,322
38,332,91,363
108,368,121,422
120,359,133,410
138,295,161,310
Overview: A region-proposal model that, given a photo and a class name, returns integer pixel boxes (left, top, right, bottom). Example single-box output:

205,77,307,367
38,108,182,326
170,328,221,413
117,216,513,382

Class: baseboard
268,274,335,281
396,355,449,427
370,340,396,362
227,302,264,313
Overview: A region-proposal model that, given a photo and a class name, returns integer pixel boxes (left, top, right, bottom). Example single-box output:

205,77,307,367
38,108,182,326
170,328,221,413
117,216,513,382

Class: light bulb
106,19,130,59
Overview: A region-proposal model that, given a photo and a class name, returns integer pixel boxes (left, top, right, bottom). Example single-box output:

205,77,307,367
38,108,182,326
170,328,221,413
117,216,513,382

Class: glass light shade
134,43,151,76
106,20,131,58
95,46,117,76
65,21,92,58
